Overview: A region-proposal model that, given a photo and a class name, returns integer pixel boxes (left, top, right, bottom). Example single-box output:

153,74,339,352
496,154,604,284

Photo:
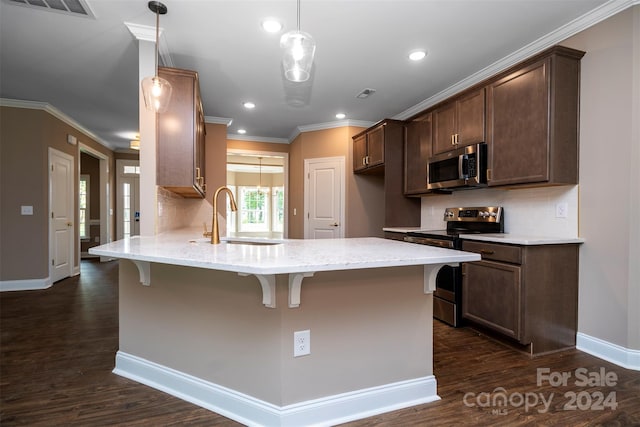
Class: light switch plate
21,205,33,215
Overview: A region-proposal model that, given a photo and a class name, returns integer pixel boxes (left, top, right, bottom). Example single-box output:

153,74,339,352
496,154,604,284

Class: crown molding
227,134,290,144
124,22,173,68
395,0,640,120
288,119,375,143
205,116,233,126
0,98,115,150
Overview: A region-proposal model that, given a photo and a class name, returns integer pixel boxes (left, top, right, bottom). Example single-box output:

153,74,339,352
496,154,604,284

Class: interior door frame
49,147,75,281
79,143,110,263
226,149,289,238
304,156,346,239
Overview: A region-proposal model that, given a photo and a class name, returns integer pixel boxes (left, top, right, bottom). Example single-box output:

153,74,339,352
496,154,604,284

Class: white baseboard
577,332,640,371
0,277,51,292
114,351,440,426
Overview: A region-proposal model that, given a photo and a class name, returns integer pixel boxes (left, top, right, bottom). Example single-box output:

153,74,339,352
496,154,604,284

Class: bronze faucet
204,186,238,244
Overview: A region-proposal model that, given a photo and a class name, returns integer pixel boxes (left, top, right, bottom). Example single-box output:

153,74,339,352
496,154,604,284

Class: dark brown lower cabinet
462,240,579,355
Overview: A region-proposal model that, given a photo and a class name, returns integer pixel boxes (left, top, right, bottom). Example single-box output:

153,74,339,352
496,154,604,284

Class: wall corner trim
113,351,440,426
577,332,640,371
0,277,52,292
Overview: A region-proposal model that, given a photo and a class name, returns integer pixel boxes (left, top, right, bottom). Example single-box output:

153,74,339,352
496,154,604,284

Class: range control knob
479,211,488,218
489,211,498,217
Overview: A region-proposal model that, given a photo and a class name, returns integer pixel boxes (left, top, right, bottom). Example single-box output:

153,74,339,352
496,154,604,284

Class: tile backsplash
157,187,212,234
421,185,579,237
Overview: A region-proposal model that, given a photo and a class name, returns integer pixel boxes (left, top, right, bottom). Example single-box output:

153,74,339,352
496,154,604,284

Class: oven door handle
404,236,454,249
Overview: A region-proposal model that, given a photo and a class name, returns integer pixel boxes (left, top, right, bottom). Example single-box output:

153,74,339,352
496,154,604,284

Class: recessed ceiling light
243,101,256,109
261,19,282,33
409,50,427,61
238,129,247,134
336,113,346,120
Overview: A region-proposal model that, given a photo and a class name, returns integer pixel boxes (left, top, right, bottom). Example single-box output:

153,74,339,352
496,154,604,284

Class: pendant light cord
154,8,160,77
297,0,301,31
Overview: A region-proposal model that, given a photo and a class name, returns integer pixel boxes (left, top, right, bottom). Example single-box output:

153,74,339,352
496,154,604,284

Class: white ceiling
0,0,624,151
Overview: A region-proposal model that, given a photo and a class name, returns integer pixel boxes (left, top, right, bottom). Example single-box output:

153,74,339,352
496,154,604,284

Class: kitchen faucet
204,186,237,244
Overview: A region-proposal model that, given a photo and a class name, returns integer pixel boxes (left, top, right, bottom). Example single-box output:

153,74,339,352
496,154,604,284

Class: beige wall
0,106,115,282
118,260,430,406
287,126,385,239
227,138,289,154
561,6,640,351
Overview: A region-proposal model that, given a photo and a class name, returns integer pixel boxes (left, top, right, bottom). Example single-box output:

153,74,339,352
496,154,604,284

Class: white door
305,157,345,239
116,160,140,239
49,148,74,283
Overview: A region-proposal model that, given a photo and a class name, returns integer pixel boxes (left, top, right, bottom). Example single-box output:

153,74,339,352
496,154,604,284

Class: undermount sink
224,240,282,246
188,237,282,246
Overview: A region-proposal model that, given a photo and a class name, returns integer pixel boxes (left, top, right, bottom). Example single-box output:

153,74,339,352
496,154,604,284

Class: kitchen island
89,230,480,426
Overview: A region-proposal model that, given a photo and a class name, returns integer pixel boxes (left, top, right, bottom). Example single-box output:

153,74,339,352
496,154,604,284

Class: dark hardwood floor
1,259,638,426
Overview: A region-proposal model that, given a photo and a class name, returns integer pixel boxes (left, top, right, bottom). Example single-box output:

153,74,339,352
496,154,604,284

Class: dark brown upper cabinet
433,88,485,155
486,46,585,187
157,66,206,198
352,121,387,174
404,112,432,196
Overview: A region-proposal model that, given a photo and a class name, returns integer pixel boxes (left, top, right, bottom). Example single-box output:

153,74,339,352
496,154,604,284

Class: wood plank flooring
1,259,638,426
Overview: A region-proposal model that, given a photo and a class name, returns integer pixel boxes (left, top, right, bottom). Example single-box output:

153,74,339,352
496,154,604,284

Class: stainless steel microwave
427,143,487,191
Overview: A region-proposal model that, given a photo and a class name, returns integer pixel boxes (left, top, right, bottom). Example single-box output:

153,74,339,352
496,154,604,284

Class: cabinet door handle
362,157,366,166
451,134,455,145
455,134,459,144
196,167,201,179
480,249,495,255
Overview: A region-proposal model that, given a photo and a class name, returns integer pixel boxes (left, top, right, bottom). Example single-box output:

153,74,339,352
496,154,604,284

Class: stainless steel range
404,206,504,327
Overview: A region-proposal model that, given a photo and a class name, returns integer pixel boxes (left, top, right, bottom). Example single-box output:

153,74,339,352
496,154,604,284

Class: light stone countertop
88,228,480,275
460,233,585,245
382,227,423,234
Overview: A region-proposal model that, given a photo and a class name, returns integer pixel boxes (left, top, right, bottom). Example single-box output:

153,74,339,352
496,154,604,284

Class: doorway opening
78,144,110,264
226,150,288,239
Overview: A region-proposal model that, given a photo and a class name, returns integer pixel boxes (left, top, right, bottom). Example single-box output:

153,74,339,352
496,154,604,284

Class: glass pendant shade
141,1,171,113
280,30,316,82
142,75,172,113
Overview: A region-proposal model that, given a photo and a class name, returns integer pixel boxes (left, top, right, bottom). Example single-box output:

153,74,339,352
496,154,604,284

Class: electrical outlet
555,202,568,218
293,330,310,357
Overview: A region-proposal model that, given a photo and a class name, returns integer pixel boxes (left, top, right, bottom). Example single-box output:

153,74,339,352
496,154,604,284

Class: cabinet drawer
462,240,521,264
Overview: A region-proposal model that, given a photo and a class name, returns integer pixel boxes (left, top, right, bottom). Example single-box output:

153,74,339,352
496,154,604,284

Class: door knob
67,222,73,227
330,222,339,227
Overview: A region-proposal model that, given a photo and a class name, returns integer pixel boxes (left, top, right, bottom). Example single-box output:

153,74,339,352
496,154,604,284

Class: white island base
115,262,435,426
89,235,480,426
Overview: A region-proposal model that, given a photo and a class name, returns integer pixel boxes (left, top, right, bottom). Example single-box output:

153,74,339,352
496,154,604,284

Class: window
239,186,270,232
122,182,131,238
79,175,90,239
272,187,284,232
123,165,140,174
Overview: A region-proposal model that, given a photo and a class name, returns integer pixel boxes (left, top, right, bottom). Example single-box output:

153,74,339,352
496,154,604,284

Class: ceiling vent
356,88,376,99
3,0,95,18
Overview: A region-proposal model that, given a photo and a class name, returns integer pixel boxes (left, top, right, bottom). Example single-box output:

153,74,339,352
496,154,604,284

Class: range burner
404,206,504,327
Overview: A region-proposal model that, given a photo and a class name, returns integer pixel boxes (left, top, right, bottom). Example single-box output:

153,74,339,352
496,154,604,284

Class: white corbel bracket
423,263,458,294
131,260,151,286
288,272,315,308
239,273,276,308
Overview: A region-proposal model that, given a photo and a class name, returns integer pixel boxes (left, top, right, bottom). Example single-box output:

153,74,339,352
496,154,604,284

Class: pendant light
141,1,172,113
280,0,316,82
